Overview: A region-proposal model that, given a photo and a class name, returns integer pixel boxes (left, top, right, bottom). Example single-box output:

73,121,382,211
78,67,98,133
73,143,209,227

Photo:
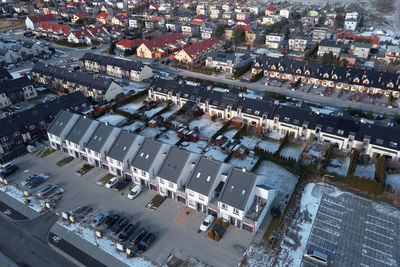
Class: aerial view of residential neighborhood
2,0,400,266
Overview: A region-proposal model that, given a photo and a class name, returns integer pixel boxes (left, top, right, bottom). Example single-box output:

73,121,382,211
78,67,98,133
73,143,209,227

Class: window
221,203,227,210
29,124,35,130
337,130,344,135
189,199,194,206
133,168,137,173
168,181,173,188
376,138,384,145
389,142,397,148
13,131,20,137
160,178,164,184
188,189,193,196
142,171,146,176
199,194,204,201
39,121,45,126
233,208,240,215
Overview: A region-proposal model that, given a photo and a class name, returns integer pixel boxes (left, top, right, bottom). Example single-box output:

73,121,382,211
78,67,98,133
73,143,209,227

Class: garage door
177,195,186,204
242,223,253,233
149,184,157,191
101,163,108,170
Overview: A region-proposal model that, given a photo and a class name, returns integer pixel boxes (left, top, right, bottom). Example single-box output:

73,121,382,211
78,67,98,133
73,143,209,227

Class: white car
200,215,215,231
105,177,119,188
127,185,142,199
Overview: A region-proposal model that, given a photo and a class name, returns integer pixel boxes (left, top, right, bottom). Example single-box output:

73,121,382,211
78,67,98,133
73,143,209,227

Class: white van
127,185,142,199
303,249,328,265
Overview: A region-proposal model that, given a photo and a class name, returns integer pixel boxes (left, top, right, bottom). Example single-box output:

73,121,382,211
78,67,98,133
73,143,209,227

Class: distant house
71,12,90,23
0,77,37,108
205,52,252,73
115,39,144,52
96,13,112,25
136,32,185,59
265,34,284,49
350,43,372,59
288,37,309,52
312,28,328,42
25,14,57,30
34,22,71,40
317,40,343,57
385,46,400,62
173,38,222,65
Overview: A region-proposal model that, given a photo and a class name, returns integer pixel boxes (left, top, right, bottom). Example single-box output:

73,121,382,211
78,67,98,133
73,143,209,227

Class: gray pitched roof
207,52,235,62
80,52,147,72
65,116,94,144
186,157,222,196
219,169,257,211
157,147,190,183
0,77,33,94
131,139,163,172
85,122,114,153
47,110,76,137
107,130,138,162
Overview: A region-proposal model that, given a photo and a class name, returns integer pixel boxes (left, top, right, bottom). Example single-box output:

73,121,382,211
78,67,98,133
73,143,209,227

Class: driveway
10,151,253,267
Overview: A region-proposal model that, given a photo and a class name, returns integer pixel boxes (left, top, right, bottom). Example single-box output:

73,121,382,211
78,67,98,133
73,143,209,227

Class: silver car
91,212,110,227
36,184,57,197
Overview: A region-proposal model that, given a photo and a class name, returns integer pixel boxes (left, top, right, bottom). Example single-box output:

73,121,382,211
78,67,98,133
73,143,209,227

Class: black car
114,179,130,191
137,232,156,253
111,217,128,235
118,223,136,242
129,228,147,246
105,214,120,229
0,164,18,178
26,176,45,189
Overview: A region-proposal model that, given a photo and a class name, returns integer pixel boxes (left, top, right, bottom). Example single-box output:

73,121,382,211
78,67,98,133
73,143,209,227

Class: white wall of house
103,81,123,102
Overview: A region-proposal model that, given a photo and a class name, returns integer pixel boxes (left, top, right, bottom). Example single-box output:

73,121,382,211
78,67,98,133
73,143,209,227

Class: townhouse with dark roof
0,77,37,109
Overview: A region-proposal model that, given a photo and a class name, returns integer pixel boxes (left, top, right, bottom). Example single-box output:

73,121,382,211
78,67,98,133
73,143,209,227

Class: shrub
222,221,229,229
232,125,247,139
211,120,231,140
233,62,252,78
208,231,214,239
214,233,220,241
346,150,359,177
215,218,222,225
375,155,386,183
322,144,333,170
277,132,289,153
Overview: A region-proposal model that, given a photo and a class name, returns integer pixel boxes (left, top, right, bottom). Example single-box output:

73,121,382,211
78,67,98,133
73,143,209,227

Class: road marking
308,241,336,254
367,214,394,225
363,244,393,257
3,209,11,215
364,236,393,249
313,225,340,237
321,198,346,209
362,253,393,266
311,233,337,245
360,263,370,267
365,228,393,240
318,211,342,221
366,221,394,233
315,218,341,229
319,204,344,215
52,235,62,243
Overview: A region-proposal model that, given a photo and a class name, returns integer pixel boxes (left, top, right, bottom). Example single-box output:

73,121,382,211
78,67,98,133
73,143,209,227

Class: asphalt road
0,200,28,220
0,211,77,267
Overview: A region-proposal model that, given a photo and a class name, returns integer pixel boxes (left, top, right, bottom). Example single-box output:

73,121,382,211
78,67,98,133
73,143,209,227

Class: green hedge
113,89,148,108
254,146,301,174
211,120,231,140
346,150,359,177
232,125,247,139
233,62,253,78
322,144,333,170
277,132,289,153
152,104,171,118
251,71,263,82
55,40,87,48
347,175,383,195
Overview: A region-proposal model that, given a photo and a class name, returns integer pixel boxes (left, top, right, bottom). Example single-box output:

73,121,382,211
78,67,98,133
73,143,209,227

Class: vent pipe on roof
242,167,246,172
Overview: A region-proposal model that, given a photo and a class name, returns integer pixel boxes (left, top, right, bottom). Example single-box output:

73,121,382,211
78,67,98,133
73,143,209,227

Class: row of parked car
105,177,142,200
91,212,156,254
0,162,19,182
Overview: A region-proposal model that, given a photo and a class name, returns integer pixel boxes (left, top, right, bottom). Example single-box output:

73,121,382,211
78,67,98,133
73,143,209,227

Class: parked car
91,212,110,228
127,90,136,95
114,179,130,191
26,176,46,189
118,224,136,242
36,184,57,197
0,162,18,178
200,215,215,231
129,228,147,245
127,185,142,199
111,217,129,235
137,233,156,253
105,177,119,188
303,249,328,265
21,174,49,186
105,214,120,229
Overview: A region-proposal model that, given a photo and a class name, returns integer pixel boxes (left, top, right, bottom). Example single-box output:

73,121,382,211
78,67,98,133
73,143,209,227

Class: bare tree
373,0,395,13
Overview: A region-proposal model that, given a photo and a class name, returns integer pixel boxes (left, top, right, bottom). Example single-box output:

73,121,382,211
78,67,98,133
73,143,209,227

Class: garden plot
223,129,238,139
118,102,143,114
279,143,305,161
58,221,154,267
386,174,400,192
144,107,164,118
203,147,228,162
157,130,180,145
122,121,144,132
354,164,375,179
122,82,147,94
160,106,179,120
257,139,280,153
97,114,127,126
255,161,298,196
189,118,222,139
140,127,162,139
182,141,208,154
228,156,259,171
240,136,260,150
326,157,350,176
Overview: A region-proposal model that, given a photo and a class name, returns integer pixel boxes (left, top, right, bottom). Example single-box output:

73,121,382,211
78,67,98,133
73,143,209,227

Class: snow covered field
157,130,180,145
240,136,260,150
326,157,350,176
140,127,161,139
229,156,259,171
160,106,179,120
97,114,127,126
354,164,375,179
10,68,31,79
255,161,298,196
279,143,305,161
189,118,222,139
182,141,207,154
257,139,280,154
118,103,143,114
386,174,400,191
122,121,144,132
144,107,163,118
223,129,238,139
58,221,154,267
203,147,228,162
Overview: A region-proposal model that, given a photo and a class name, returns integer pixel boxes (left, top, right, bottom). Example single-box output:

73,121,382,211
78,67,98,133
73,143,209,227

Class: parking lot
302,192,400,267
8,150,253,267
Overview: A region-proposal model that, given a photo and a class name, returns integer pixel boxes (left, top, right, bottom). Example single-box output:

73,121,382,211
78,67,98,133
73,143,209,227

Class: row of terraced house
148,77,400,160
47,110,276,234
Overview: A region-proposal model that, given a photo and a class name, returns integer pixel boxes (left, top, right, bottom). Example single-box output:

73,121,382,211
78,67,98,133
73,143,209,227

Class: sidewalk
0,251,18,267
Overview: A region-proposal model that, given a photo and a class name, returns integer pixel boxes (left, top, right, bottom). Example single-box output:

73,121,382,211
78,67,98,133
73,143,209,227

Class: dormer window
363,79,369,84
279,66,284,71
296,69,301,74
387,82,394,88
332,74,338,79
376,138,384,145
284,117,290,122
354,77,360,83
389,142,397,148
305,70,310,75
323,73,329,78
337,129,344,135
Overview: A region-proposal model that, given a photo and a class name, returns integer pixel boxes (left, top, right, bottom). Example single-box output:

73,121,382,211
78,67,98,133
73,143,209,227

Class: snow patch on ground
203,147,228,162
144,107,163,118
189,118,222,139
228,156,259,171
326,157,350,176
118,103,143,114
255,161,298,196
157,130,180,145
10,68,32,79
257,139,280,153
160,106,179,120
97,114,127,126
279,143,305,161
140,127,161,139
240,136,260,150
182,141,207,154
0,184,44,213
122,121,144,132
223,129,238,139
57,221,154,267
354,164,375,179
386,174,400,192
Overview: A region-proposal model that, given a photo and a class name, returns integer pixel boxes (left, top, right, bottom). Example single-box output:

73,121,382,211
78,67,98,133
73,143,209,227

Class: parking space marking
360,263,369,267
363,244,393,258
321,198,346,209
317,211,342,221
311,233,337,246
362,253,393,266
315,218,341,229
313,225,340,237
366,220,394,233
319,204,344,215
365,228,393,240
308,241,336,254
364,236,393,249
367,214,394,225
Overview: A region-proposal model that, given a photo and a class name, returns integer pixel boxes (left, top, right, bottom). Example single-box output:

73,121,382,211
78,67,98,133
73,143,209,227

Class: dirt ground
0,18,25,32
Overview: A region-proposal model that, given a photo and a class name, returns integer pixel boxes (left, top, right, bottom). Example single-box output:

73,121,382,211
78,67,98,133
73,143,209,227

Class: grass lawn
263,217,281,244
97,174,114,185
56,156,74,167
76,164,94,176
149,194,166,208
39,148,55,158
